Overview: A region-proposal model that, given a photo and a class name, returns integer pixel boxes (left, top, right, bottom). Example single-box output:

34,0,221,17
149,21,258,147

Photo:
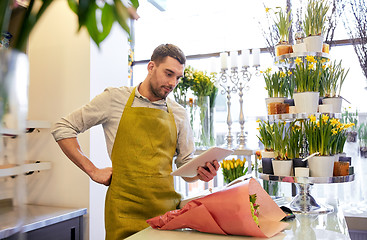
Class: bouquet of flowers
221,158,248,184
147,178,288,237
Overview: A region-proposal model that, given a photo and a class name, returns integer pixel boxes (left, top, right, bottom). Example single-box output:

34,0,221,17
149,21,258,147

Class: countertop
0,202,87,239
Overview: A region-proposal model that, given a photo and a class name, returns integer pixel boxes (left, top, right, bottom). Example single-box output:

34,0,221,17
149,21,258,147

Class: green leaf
78,0,93,28
67,0,78,14
130,0,140,9
100,3,115,41
85,2,100,47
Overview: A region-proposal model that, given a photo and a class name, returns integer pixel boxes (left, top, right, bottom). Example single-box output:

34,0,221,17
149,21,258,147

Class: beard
149,82,173,100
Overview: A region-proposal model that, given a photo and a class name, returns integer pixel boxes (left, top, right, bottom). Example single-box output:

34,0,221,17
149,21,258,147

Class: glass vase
194,96,210,148
209,107,215,146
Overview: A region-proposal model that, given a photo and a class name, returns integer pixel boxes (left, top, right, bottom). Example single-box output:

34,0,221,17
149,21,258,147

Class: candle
252,48,260,67
230,51,238,68
220,52,228,70
241,49,250,68
210,57,217,73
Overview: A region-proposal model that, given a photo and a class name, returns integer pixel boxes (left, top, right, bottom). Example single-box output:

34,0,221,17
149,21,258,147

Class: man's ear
147,61,155,72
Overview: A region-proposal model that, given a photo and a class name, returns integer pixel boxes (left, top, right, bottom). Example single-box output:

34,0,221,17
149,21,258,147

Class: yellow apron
105,87,181,239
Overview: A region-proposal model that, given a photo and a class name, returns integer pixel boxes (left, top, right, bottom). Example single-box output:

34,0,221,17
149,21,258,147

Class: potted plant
303,0,330,52
292,55,322,113
262,68,291,115
271,121,293,176
256,119,275,174
304,114,339,177
341,107,358,142
321,60,349,113
270,7,293,56
358,122,367,158
287,120,306,175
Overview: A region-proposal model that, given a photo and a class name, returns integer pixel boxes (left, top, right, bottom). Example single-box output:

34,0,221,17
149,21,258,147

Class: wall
27,0,130,239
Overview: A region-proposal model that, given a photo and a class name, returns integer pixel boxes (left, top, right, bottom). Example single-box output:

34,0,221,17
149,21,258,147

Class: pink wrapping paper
147,178,288,238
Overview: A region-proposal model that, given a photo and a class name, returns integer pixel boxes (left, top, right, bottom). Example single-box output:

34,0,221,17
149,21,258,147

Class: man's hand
90,167,113,186
197,160,220,182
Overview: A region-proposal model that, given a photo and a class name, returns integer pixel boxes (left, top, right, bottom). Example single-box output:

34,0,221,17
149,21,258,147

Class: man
51,44,220,239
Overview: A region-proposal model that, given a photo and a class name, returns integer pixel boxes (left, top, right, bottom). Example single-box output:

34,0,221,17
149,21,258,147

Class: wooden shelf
0,161,52,178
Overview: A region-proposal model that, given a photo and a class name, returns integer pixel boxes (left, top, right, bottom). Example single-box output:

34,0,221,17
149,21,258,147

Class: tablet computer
171,147,234,177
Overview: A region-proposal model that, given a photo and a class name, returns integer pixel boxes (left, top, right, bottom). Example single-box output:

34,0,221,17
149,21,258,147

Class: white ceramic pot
261,150,276,159
304,35,323,52
308,155,336,177
322,97,343,113
292,42,307,53
295,167,310,177
272,160,293,176
318,104,333,113
293,92,320,113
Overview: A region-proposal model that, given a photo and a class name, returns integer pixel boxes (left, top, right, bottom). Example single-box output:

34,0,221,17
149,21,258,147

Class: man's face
147,56,184,101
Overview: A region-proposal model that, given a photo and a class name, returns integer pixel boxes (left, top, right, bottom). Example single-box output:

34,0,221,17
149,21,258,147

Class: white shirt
51,85,195,168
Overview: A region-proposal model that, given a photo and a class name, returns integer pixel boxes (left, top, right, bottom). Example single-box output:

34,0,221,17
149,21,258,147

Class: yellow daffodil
295,57,302,65
330,118,339,126
309,115,316,122
308,63,314,70
322,114,329,123
322,65,326,70
287,70,292,75
306,55,316,63
256,119,261,123
265,7,270,13
321,59,327,63
332,129,338,135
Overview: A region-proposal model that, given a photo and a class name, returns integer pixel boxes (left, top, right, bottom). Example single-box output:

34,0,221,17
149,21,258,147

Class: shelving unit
259,173,355,214
267,112,342,122
274,52,330,68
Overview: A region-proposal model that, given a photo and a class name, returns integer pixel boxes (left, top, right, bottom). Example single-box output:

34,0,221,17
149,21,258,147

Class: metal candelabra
219,65,260,150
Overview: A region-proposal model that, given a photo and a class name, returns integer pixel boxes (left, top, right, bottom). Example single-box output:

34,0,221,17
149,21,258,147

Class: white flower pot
261,150,275,159
308,155,336,177
272,160,293,176
318,104,333,113
293,92,319,113
292,42,307,53
322,97,343,113
304,35,323,52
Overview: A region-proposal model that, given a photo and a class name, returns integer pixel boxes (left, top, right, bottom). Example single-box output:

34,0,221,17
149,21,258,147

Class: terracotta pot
275,43,292,56
322,43,329,53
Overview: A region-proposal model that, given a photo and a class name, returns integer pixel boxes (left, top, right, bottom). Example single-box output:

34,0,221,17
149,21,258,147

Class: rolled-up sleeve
172,104,195,168
51,89,112,141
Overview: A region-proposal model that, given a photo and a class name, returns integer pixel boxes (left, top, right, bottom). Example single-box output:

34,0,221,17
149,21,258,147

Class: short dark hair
151,44,186,65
